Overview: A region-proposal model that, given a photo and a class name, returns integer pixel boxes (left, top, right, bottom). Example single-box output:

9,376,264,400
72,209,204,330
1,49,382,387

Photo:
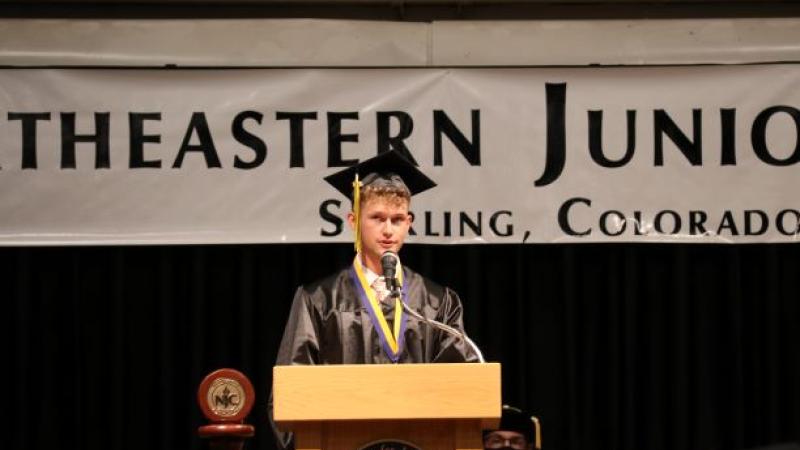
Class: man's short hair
358,173,411,209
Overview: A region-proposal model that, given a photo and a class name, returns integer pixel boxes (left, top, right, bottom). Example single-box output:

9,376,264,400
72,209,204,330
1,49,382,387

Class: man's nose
382,219,394,234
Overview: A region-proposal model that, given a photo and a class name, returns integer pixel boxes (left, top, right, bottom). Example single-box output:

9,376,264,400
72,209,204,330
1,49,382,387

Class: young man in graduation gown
270,151,479,449
275,150,479,366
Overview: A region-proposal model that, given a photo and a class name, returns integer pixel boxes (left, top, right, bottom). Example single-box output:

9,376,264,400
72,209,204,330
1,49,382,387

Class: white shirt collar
363,262,382,286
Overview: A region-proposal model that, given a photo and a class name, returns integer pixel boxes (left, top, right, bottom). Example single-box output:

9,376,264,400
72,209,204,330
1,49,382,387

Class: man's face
483,430,530,450
348,196,412,267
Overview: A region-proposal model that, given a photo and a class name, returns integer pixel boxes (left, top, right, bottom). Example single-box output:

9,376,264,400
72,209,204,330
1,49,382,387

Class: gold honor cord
353,256,405,355
353,174,362,254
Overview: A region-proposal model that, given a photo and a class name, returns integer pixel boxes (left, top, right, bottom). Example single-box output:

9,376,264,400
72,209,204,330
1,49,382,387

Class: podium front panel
273,363,501,424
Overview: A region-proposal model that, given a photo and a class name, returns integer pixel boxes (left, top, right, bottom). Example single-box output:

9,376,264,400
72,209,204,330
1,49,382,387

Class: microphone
400,302,486,363
381,250,400,295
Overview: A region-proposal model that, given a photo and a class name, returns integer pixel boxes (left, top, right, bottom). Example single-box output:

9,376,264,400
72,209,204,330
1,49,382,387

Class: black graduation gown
270,264,478,449
275,264,479,365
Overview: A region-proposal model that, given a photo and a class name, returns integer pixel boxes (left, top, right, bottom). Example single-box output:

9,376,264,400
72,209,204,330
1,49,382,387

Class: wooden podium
273,363,501,450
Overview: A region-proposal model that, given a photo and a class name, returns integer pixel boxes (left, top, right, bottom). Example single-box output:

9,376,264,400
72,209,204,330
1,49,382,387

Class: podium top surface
273,363,501,424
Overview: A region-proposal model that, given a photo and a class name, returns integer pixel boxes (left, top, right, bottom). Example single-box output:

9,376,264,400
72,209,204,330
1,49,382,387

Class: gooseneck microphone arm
380,250,485,363
399,301,486,364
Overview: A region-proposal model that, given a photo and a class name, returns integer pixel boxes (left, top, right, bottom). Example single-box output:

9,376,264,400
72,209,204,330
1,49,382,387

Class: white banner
1,66,799,245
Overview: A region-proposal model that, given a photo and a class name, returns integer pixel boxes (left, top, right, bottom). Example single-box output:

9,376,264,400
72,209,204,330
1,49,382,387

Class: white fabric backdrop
1,66,798,244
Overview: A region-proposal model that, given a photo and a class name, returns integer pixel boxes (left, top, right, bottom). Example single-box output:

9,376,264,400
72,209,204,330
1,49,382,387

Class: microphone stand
391,289,486,363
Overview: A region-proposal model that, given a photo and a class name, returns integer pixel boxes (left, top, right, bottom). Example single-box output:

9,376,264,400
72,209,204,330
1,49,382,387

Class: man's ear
347,210,356,231
408,211,415,223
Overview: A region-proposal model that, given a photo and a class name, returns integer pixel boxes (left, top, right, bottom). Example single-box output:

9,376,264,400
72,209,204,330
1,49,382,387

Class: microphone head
381,251,400,292
381,250,399,267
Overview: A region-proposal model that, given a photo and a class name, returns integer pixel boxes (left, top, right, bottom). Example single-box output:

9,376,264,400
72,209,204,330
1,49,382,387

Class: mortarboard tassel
353,174,362,254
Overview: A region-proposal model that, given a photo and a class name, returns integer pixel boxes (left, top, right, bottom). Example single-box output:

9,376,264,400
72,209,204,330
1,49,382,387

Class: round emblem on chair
358,439,422,450
197,368,255,422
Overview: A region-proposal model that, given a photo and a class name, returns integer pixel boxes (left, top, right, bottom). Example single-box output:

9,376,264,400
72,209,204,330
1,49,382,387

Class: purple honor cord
349,266,409,363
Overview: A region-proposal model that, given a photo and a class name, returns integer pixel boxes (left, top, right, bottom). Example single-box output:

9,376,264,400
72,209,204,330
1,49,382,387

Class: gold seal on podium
358,439,423,450
198,368,255,423
206,377,246,418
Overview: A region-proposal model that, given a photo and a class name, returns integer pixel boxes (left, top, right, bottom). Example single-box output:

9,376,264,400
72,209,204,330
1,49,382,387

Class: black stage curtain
5,244,800,450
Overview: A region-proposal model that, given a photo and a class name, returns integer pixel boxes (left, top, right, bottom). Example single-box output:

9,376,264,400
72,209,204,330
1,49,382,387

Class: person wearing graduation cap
269,151,479,449
274,150,480,366
483,405,542,450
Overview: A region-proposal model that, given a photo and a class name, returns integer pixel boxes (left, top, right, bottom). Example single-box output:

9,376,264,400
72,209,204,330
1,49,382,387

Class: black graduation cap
323,150,436,199
323,151,436,254
485,405,542,450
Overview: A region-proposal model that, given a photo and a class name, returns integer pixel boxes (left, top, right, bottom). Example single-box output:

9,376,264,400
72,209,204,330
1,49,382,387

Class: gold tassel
353,174,361,254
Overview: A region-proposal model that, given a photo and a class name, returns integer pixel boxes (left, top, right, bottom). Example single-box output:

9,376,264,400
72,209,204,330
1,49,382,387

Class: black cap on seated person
323,151,436,253
484,405,541,450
